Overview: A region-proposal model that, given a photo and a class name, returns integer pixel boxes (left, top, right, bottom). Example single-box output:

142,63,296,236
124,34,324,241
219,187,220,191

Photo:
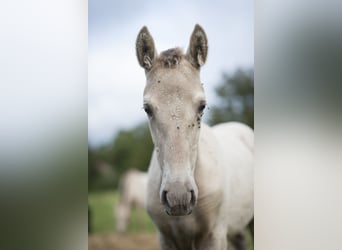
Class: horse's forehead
144,68,203,102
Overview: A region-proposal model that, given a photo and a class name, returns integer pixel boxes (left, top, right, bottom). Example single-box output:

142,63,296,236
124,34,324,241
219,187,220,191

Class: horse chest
162,205,215,238
169,214,201,236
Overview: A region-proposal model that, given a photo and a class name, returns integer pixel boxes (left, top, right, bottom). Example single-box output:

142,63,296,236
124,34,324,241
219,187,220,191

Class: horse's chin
165,206,193,216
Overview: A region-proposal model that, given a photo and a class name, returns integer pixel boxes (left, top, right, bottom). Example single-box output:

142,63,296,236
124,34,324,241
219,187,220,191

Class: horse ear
187,24,208,69
136,26,156,71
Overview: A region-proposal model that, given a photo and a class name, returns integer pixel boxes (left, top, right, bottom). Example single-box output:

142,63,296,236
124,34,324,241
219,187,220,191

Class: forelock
157,48,184,68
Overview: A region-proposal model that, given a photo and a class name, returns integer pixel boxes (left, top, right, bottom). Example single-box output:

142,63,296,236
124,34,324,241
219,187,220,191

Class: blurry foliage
208,68,254,128
89,68,253,191
89,123,153,191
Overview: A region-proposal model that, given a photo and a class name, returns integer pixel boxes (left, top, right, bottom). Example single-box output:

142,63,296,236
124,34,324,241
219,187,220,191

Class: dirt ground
88,233,159,250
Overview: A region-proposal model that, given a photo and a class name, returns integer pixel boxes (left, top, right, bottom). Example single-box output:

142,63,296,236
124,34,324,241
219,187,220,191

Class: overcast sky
88,0,253,147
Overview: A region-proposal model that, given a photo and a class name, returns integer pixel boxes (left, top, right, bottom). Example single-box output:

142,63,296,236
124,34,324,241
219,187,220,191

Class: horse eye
143,104,153,117
198,102,206,114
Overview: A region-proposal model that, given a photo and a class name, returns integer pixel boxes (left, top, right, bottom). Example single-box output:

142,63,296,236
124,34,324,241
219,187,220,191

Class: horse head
136,24,208,216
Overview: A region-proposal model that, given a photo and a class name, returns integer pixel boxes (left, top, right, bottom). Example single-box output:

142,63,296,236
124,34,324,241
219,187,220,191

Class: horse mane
157,47,184,68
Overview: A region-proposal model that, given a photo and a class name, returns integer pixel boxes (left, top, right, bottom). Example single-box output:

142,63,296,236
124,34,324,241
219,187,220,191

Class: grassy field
88,191,155,234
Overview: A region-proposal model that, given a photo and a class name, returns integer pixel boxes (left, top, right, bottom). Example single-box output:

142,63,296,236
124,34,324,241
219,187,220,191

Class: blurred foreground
89,233,158,250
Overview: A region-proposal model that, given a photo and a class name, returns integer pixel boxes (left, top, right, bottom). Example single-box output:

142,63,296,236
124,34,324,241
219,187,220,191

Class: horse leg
228,218,254,250
115,202,130,233
228,233,246,250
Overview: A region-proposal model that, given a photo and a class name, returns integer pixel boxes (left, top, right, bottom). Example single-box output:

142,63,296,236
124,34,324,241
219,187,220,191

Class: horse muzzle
161,183,197,216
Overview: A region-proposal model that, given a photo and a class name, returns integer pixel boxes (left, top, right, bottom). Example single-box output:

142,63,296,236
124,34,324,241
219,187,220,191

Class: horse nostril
161,190,168,206
190,190,196,206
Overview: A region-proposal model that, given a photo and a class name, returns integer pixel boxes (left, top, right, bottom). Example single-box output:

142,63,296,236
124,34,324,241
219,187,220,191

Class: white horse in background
135,24,254,250
115,169,148,233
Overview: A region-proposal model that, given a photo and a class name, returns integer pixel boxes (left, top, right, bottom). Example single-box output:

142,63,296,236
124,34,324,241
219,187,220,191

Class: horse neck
195,123,225,198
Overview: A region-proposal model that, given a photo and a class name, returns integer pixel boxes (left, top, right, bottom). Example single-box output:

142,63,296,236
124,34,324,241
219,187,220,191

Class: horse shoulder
211,122,254,233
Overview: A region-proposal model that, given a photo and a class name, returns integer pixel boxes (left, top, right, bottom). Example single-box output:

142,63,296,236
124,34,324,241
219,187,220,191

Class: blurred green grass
88,191,155,234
